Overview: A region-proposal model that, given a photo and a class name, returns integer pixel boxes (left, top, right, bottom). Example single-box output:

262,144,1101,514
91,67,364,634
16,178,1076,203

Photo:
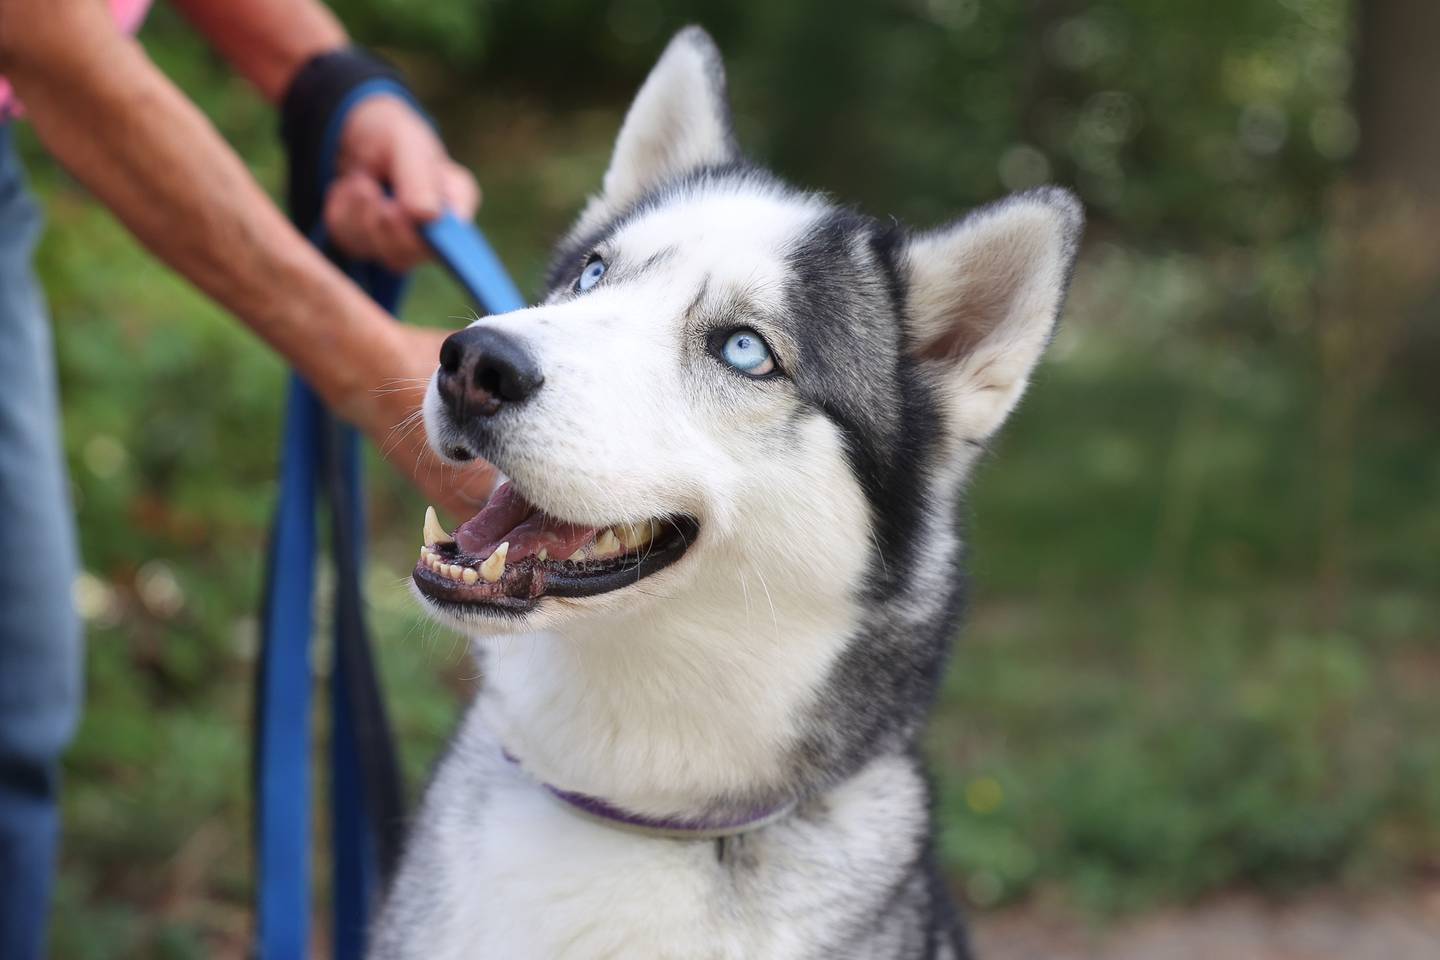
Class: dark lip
412,515,700,617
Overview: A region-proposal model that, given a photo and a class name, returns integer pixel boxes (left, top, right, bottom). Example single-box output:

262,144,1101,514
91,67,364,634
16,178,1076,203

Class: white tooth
567,546,587,562
449,564,466,580
423,506,454,547
537,548,549,561
615,521,655,550
461,567,479,584
480,542,509,582
594,529,620,556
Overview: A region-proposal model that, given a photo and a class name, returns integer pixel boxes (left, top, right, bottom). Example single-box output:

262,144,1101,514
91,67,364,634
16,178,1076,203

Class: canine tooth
537,548,549,561
423,506,454,547
595,529,620,556
461,567,479,584
480,542,509,582
615,521,656,550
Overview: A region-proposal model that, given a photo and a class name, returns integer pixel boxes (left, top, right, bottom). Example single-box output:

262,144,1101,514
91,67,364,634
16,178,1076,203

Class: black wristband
280,47,411,234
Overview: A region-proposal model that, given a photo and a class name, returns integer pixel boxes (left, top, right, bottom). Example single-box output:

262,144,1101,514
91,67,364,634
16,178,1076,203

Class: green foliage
928,250,1440,911
16,0,1437,953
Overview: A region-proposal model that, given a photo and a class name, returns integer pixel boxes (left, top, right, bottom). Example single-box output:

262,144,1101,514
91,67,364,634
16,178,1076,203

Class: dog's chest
373,716,936,960
438,781,743,958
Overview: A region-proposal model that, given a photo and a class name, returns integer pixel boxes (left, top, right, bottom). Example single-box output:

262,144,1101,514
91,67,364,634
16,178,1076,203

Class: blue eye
720,328,776,376
577,257,606,292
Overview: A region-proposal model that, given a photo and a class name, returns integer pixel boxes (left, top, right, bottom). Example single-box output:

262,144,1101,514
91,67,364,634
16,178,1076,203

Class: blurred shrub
18,0,1438,952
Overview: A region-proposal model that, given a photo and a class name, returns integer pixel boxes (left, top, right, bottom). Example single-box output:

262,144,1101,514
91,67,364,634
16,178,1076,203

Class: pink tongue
453,483,598,561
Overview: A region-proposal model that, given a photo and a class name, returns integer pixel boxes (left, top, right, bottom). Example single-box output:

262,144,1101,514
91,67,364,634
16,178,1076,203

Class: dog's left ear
599,26,737,211
903,188,1083,442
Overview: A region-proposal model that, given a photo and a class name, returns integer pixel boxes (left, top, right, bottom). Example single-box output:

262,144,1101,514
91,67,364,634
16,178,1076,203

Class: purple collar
502,749,795,840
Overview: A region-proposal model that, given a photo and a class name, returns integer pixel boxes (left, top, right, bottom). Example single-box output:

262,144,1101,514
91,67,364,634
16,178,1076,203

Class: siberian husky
373,26,1081,960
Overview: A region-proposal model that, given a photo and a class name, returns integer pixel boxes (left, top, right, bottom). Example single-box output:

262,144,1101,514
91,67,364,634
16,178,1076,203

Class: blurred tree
1311,0,1440,617
1355,0,1440,211
325,0,1354,244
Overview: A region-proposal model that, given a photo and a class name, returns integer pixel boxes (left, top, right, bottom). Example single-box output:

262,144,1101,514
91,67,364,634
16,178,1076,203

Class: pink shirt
0,0,153,121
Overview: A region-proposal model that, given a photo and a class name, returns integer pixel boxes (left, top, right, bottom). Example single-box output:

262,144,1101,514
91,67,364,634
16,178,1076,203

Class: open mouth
413,482,698,614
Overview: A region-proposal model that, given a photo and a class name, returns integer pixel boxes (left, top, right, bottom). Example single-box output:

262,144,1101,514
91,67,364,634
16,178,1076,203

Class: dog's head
415,28,1080,813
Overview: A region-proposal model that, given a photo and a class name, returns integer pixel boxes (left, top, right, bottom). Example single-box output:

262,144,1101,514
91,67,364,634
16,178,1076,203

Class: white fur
420,180,866,814
379,25,1076,960
571,27,737,240
372,713,937,960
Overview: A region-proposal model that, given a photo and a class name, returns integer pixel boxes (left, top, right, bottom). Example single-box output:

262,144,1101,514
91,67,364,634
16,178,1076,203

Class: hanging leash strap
254,50,525,960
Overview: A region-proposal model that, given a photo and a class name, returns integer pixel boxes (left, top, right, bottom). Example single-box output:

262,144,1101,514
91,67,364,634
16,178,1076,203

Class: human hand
324,94,480,271
342,323,498,521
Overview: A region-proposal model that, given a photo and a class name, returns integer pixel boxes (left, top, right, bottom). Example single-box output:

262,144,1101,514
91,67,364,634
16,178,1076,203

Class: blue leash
254,86,525,958
425,210,527,313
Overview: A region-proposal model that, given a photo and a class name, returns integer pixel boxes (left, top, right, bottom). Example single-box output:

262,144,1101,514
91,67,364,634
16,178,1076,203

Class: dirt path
971,886,1440,960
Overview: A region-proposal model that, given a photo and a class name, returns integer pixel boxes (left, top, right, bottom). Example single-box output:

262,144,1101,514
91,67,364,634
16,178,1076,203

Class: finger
371,199,429,272
360,194,415,273
390,136,445,224
440,163,482,220
324,174,383,261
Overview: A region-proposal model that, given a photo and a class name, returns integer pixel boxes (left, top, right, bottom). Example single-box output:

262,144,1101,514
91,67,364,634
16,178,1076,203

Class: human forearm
170,0,347,103
0,1,396,415
0,0,494,514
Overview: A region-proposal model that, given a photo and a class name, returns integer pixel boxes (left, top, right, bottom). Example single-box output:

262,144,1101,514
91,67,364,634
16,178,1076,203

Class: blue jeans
0,123,82,960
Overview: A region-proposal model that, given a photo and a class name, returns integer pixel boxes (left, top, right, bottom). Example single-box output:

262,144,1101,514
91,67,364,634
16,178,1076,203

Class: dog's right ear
597,27,737,212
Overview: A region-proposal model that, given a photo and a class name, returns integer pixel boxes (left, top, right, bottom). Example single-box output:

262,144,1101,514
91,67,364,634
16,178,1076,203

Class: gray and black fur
373,26,1081,960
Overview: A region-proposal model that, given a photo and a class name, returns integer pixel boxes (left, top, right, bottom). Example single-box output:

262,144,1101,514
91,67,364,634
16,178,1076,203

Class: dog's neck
499,747,798,839
474,560,860,823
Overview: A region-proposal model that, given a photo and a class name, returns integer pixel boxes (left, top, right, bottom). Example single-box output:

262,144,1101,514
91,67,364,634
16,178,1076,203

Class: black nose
436,326,544,418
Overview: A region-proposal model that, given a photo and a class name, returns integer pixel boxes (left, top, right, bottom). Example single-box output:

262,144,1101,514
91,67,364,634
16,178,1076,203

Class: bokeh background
15,0,1439,957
